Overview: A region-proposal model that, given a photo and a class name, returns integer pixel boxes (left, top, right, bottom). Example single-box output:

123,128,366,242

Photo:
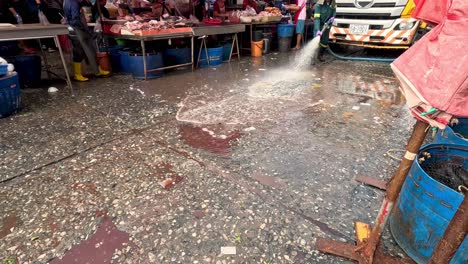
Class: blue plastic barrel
119,50,132,74
108,45,123,72
277,24,295,38
128,53,164,80
0,42,19,57
12,55,41,87
0,73,21,118
222,43,232,61
199,47,223,67
434,118,468,145
163,48,191,66
390,144,468,264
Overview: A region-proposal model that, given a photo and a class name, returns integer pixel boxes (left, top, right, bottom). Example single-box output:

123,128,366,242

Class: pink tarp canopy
391,0,468,128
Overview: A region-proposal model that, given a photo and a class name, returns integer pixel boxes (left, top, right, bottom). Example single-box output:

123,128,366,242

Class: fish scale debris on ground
0,53,411,263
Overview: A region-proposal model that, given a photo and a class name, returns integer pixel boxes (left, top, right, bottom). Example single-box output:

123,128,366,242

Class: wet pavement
0,52,415,263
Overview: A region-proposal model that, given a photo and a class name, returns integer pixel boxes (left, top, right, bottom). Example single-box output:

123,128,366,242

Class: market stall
0,24,73,93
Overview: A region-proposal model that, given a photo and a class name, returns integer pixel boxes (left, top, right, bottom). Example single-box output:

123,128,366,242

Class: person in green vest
313,0,336,61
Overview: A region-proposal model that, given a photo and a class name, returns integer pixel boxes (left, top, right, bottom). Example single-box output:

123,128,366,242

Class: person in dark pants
6,0,39,53
92,0,110,22
43,0,64,24
194,0,205,22
64,0,109,81
313,0,336,61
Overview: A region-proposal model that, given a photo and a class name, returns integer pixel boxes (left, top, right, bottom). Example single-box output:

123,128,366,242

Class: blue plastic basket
0,73,21,118
199,47,223,67
163,48,191,66
277,24,295,38
434,118,468,145
390,144,467,264
128,53,164,80
0,65,8,76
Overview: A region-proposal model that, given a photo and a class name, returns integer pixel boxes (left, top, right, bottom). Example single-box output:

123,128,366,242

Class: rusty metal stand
316,120,429,263
428,190,467,264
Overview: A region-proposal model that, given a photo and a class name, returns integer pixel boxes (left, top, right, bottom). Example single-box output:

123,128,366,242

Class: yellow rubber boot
96,66,110,77
73,62,89,82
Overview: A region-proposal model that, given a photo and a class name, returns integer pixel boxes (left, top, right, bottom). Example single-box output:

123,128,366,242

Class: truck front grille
336,3,397,8
335,13,399,20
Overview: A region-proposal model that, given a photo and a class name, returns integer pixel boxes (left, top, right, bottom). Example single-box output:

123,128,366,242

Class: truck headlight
396,21,415,30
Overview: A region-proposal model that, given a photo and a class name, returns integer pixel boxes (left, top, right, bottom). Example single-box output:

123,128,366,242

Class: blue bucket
0,73,21,118
199,46,223,67
434,118,468,145
163,48,191,66
277,24,295,38
222,43,232,61
390,144,468,264
128,53,164,80
119,50,132,74
12,55,41,87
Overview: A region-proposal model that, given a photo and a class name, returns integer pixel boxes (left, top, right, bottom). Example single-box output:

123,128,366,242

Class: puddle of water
179,124,241,155
51,216,130,264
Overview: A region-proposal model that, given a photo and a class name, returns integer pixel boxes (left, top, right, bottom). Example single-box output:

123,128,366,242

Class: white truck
329,0,425,49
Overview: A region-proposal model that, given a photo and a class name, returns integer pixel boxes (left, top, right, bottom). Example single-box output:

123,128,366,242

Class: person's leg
318,27,330,61
74,28,109,76
294,19,305,49
70,34,88,81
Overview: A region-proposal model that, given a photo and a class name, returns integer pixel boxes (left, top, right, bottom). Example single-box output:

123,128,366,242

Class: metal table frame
241,21,282,52
192,24,245,67
0,24,73,94
106,33,195,80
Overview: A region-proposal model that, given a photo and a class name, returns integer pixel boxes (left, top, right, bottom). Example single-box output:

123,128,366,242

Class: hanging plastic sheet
391,0,468,129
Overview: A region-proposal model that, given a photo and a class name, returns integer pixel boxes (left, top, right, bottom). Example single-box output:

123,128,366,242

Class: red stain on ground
0,213,20,239
51,215,130,264
179,125,241,155
192,210,205,219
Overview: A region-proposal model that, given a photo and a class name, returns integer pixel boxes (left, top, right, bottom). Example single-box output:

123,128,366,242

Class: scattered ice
48,87,58,93
221,246,236,255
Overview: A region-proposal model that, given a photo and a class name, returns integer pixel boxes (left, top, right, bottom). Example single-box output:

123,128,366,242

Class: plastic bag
94,19,102,32
38,10,50,26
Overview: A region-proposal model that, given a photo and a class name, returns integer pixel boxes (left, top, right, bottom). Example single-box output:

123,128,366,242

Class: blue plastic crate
0,73,21,118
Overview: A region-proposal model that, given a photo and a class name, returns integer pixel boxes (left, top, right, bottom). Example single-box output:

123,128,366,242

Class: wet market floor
0,52,415,263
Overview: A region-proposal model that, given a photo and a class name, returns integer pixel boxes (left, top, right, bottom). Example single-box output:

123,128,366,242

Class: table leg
235,33,240,61
191,36,194,71
203,38,210,65
141,39,147,80
229,34,234,62
54,36,74,95
38,39,52,80
196,38,203,68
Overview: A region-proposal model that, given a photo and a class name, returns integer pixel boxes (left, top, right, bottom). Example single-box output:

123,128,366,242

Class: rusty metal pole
428,191,468,264
358,120,429,263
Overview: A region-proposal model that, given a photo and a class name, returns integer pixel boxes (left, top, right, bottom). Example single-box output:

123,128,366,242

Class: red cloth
213,1,223,14
391,0,468,119
413,0,448,25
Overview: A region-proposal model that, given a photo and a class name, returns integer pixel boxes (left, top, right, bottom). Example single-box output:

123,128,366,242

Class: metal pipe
327,46,395,63
429,191,468,264
358,120,429,262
